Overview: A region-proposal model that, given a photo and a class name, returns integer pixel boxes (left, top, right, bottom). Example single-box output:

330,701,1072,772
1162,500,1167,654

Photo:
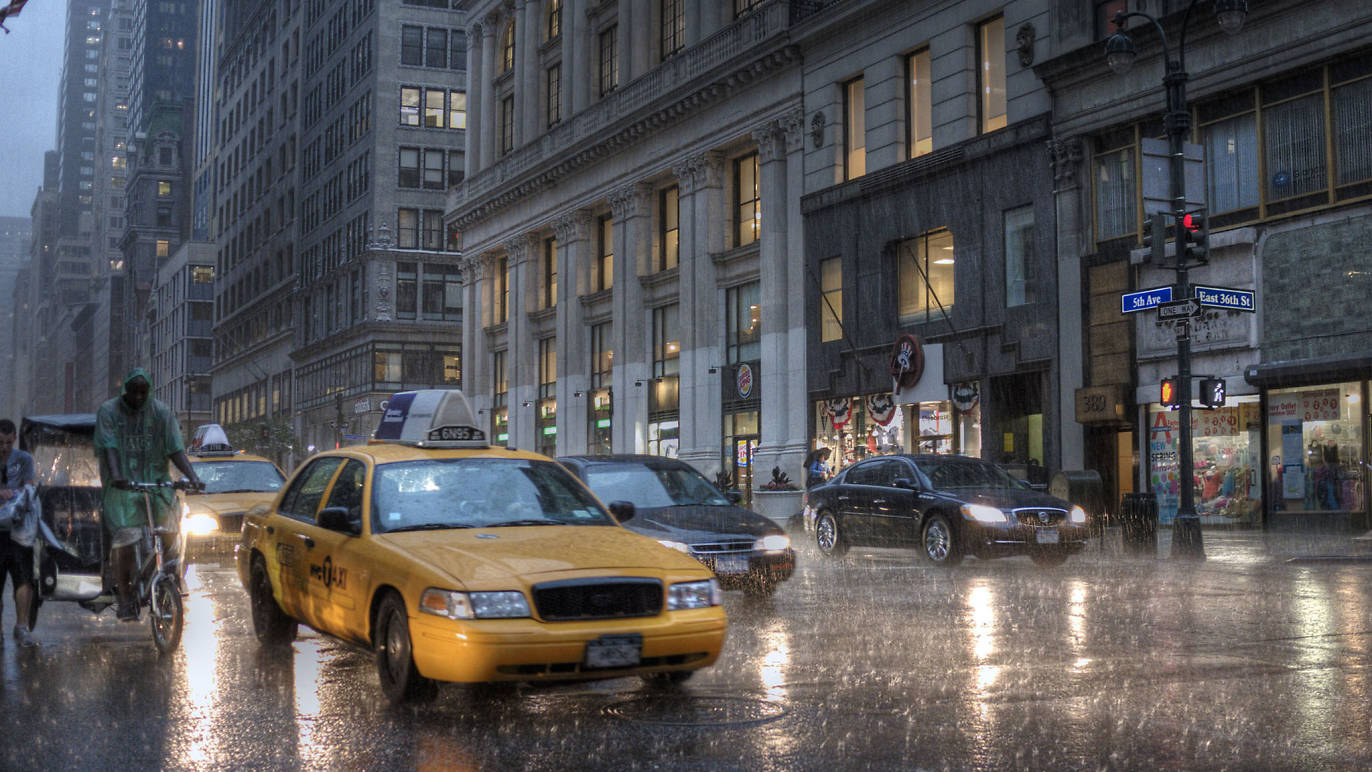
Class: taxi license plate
1036,529,1060,544
713,554,749,575
584,634,642,669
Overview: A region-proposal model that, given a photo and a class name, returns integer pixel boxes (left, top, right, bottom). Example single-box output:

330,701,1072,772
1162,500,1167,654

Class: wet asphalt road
1,532,1370,771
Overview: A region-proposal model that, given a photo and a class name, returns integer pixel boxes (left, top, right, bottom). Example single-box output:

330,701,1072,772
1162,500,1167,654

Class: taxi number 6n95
427,425,485,442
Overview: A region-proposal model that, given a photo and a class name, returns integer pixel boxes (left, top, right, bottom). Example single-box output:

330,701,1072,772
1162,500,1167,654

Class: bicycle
117,479,199,654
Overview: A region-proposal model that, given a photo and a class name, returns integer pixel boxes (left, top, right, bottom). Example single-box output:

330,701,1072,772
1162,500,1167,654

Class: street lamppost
1105,0,1248,560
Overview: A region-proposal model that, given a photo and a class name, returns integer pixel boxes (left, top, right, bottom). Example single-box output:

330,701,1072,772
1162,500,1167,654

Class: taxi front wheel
375,593,437,705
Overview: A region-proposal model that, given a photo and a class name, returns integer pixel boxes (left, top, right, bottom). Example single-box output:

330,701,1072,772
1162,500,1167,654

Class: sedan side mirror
318,506,358,534
893,477,918,490
726,489,743,504
607,500,636,523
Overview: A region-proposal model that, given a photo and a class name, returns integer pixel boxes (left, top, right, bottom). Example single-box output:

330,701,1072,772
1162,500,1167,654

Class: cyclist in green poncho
95,368,203,621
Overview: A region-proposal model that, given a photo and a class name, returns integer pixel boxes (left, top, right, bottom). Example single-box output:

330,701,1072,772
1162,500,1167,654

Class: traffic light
1160,377,1180,409
260,424,270,440
1199,377,1226,408
1142,215,1167,264
1182,210,1209,264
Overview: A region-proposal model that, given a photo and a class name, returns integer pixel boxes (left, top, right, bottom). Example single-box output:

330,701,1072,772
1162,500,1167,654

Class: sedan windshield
583,463,731,508
192,460,285,494
371,458,616,533
916,457,1025,491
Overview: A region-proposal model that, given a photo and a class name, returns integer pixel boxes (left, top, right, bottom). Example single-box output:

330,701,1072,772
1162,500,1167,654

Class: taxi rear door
301,459,371,642
270,457,343,624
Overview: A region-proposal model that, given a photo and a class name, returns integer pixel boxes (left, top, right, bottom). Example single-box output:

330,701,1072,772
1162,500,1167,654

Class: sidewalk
1086,524,1372,564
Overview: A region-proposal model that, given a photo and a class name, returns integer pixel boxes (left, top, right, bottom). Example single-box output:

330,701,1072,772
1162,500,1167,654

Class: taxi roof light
189,423,235,453
372,389,490,449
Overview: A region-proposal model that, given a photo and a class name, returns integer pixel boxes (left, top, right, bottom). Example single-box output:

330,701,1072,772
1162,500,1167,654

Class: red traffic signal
1181,210,1209,263
1160,377,1180,408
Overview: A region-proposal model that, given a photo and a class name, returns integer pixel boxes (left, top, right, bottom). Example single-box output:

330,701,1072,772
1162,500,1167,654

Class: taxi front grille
531,577,663,621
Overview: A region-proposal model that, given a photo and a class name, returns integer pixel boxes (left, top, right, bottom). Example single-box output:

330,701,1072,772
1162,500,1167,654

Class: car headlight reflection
754,534,791,552
657,539,692,553
419,588,530,619
183,512,220,536
1069,505,1088,525
667,579,722,610
961,503,1007,523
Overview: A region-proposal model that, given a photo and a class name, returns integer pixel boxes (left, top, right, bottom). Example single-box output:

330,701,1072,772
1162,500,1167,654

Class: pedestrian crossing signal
1160,377,1180,409
1200,377,1226,408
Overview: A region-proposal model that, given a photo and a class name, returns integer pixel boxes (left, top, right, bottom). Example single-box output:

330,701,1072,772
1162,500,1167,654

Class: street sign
1175,319,1191,342
1193,284,1255,312
1121,286,1173,314
1157,298,1202,320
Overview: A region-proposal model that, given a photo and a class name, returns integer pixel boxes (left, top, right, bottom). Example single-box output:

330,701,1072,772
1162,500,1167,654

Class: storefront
1145,397,1263,527
1263,381,1367,530
720,361,760,502
812,388,982,471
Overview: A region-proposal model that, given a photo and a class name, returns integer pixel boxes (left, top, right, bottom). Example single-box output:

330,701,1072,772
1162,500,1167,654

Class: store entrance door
729,436,758,509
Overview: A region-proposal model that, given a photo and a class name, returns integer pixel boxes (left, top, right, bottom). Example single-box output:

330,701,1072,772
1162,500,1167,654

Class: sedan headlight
1069,505,1088,525
754,534,791,552
961,503,1008,523
183,513,220,536
419,588,530,619
667,579,722,610
657,539,692,553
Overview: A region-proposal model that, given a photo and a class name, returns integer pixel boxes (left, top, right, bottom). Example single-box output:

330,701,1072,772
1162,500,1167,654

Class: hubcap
925,521,949,561
817,517,836,552
385,612,406,679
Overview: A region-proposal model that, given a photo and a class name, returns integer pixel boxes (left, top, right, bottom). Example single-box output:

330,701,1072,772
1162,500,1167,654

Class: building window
537,337,557,456
495,255,509,323
659,185,678,271
897,229,956,323
661,0,684,60
425,88,445,127
977,15,1007,134
1094,143,1135,241
1335,76,1372,186
542,236,558,308
598,27,618,96
589,322,613,454
842,78,866,182
158,180,173,197
500,95,514,155
546,63,561,127
156,240,170,258
398,146,420,187
907,48,932,158
401,25,422,66
491,349,508,444
399,86,462,129
421,209,445,250
735,153,759,247
651,304,680,418
1094,0,1127,40
422,148,444,189
448,149,464,187
726,282,760,364
734,0,764,18
1265,92,1326,202
546,0,561,41
396,261,417,318
1004,206,1035,307
501,21,515,73
597,215,614,291
425,28,448,68
397,208,419,248
401,86,420,125
1202,112,1260,214
819,256,842,343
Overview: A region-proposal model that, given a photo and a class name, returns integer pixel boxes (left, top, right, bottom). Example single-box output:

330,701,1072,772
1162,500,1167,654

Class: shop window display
1148,397,1262,525
813,393,981,471
1265,382,1365,516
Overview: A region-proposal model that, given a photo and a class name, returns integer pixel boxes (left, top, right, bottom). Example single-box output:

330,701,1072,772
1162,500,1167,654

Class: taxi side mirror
726,490,743,504
607,500,636,523
318,506,358,535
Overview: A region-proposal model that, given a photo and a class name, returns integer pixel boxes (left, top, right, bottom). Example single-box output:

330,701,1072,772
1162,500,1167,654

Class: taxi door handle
297,534,315,549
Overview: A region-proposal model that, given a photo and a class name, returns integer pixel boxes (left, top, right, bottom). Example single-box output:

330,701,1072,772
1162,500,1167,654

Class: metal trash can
1050,470,1106,535
1118,493,1158,556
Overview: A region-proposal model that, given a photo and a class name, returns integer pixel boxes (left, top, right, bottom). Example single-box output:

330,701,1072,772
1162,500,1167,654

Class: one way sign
1157,298,1202,320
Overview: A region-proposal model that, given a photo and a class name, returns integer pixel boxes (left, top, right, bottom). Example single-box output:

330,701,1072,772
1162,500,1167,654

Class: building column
752,112,808,482
609,183,653,452
518,0,541,144
465,20,484,176
1052,137,1087,471
781,109,809,454
554,210,592,454
674,151,724,477
479,15,498,170
505,234,537,451
460,251,493,416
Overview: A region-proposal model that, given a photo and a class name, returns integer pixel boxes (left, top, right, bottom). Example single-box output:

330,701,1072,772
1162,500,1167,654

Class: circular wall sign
890,334,924,391
736,363,754,400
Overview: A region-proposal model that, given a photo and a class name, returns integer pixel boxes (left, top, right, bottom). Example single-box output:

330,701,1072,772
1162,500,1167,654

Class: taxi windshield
582,462,731,508
192,460,285,494
371,458,616,533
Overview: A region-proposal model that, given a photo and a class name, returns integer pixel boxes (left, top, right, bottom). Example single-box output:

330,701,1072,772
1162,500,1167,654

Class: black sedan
802,454,1089,567
558,455,795,595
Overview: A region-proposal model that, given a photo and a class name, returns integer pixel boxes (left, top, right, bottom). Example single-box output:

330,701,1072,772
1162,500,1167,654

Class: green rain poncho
94,368,186,531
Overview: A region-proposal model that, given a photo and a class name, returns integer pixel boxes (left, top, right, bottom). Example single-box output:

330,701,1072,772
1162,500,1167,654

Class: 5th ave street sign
1121,286,1173,314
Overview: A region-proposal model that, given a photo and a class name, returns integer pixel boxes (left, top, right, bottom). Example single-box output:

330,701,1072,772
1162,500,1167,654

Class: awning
1243,350,1372,388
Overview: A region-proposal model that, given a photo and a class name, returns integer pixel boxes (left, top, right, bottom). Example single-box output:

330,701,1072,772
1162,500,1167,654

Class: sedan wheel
922,513,963,567
375,593,437,705
815,512,848,558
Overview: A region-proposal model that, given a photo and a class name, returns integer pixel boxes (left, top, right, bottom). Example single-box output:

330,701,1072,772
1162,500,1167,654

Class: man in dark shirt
0,418,37,646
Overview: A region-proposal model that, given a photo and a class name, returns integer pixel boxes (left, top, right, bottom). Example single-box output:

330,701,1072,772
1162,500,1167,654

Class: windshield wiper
484,519,559,527
386,522,474,533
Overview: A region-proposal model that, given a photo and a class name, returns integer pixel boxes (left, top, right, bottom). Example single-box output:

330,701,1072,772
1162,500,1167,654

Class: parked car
803,454,1089,567
558,455,795,596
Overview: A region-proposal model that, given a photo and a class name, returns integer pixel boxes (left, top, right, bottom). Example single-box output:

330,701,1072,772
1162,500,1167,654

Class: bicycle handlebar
119,479,202,493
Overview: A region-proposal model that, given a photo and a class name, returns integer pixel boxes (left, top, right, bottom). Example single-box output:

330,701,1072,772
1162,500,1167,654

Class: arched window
501,21,515,73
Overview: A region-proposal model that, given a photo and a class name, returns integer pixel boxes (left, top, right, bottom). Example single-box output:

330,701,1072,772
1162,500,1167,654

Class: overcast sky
0,0,67,219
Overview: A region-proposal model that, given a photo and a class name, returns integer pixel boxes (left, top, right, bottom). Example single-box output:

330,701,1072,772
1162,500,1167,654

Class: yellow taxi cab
182,424,287,555
236,389,727,704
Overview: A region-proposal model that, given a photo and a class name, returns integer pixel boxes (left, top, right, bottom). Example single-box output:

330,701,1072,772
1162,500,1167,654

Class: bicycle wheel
150,576,184,655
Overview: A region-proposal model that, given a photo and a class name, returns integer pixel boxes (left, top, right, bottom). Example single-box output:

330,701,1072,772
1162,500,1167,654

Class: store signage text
1269,389,1340,421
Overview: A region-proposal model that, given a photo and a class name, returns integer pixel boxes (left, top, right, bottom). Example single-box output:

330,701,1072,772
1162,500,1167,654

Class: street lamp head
1214,0,1248,35
1105,28,1136,74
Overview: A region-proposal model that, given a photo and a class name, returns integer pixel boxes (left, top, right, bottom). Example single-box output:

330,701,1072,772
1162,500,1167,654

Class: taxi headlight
667,579,722,610
183,513,220,536
419,588,529,619
657,539,692,553
1070,505,1088,525
754,534,791,552
961,503,1007,523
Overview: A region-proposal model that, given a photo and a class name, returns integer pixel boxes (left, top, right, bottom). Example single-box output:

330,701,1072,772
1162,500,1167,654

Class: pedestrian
804,447,832,489
95,368,203,621
0,418,38,646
